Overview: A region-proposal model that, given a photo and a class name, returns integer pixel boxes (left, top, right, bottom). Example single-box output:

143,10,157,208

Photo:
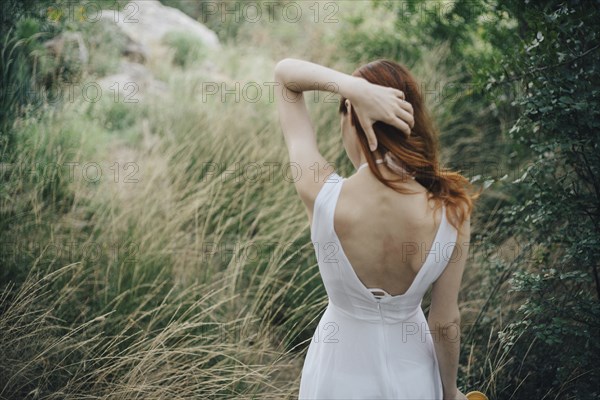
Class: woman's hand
348,77,415,151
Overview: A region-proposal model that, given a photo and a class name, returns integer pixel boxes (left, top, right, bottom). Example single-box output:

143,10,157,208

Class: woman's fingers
396,106,415,129
399,98,413,115
364,118,378,151
389,100,414,131
395,119,411,136
396,98,414,129
385,110,411,136
351,82,413,144
355,110,378,151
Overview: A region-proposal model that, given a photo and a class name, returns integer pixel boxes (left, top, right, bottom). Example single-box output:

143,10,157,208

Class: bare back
302,167,463,399
333,170,443,297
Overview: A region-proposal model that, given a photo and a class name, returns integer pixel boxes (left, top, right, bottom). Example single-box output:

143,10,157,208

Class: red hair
339,59,481,235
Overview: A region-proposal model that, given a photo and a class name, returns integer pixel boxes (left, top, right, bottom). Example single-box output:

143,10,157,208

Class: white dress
298,169,458,400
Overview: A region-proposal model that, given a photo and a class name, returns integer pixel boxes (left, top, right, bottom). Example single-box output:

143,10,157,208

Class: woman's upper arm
428,210,471,322
274,66,335,219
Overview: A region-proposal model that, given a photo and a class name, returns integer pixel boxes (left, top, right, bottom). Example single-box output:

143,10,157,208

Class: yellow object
466,391,489,400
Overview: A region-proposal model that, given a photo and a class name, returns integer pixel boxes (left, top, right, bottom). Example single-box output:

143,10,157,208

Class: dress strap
310,172,344,240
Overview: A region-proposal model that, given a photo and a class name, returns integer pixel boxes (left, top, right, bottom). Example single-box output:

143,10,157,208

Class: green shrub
470,1,600,398
347,1,600,397
0,5,56,147
80,17,128,77
162,31,207,67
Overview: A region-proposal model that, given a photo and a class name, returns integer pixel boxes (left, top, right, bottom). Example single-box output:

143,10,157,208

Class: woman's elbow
274,59,286,80
274,58,294,81
428,306,461,325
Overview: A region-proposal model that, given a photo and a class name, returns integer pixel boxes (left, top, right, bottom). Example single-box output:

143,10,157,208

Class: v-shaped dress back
298,171,459,399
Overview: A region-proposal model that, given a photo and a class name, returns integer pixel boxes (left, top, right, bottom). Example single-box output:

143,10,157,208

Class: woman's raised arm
274,58,414,150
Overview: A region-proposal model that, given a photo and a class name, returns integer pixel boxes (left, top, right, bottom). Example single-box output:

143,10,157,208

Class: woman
274,58,479,400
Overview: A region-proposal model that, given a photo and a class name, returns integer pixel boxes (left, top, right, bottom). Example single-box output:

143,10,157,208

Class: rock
103,0,220,60
40,31,89,86
43,31,89,65
122,38,148,64
97,61,169,101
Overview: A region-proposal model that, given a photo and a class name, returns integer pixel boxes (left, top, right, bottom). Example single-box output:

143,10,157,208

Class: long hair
338,59,481,235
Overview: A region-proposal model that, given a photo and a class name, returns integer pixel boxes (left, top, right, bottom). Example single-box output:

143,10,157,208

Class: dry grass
0,1,520,398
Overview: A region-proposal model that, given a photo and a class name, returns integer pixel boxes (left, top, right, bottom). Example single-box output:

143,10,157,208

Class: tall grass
1,1,528,398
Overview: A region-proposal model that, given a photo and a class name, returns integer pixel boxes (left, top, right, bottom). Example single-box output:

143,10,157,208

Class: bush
0,2,57,147
345,1,600,397
162,31,207,68
471,1,600,398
